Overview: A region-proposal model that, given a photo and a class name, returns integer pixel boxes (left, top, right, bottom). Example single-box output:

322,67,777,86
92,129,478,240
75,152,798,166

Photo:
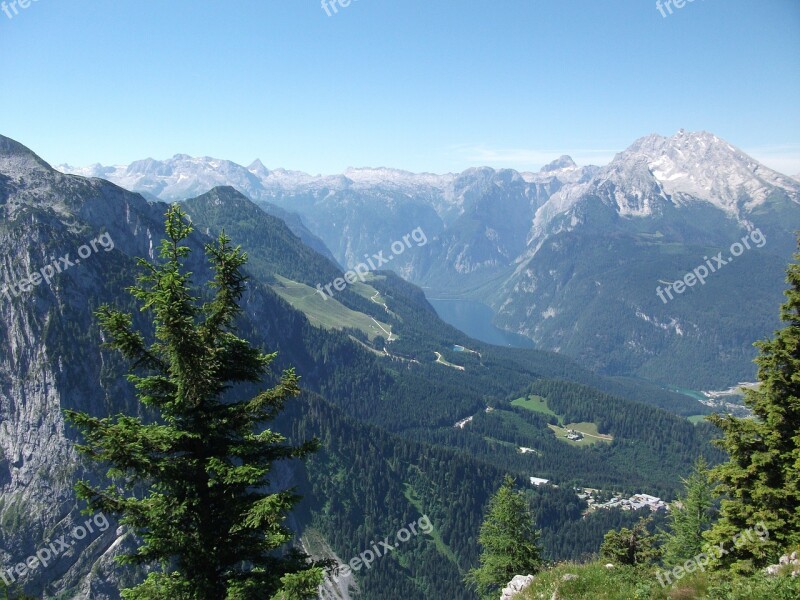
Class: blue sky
1,0,799,175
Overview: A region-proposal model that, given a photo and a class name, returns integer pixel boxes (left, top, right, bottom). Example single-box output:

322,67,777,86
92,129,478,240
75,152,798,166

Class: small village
581,490,669,513
528,478,669,513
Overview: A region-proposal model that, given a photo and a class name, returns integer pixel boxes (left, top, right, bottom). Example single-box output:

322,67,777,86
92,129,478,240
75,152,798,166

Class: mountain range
2,134,723,598
60,130,800,388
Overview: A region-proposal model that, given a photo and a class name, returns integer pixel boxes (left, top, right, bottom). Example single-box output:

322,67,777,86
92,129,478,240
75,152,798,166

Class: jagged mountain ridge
3,136,479,597
57,131,800,387
530,130,799,239
58,130,799,290
58,153,599,289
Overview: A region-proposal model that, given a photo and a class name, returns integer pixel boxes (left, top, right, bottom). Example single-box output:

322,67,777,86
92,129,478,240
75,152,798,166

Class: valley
62,131,800,392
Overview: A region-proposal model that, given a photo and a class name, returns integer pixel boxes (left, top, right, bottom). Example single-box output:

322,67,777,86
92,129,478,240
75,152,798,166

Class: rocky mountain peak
248,159,270,178
0,134,53,177
616,130,800,213
540,155,577,173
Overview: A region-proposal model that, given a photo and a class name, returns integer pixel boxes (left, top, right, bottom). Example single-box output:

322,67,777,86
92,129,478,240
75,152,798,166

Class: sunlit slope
271,274,394,342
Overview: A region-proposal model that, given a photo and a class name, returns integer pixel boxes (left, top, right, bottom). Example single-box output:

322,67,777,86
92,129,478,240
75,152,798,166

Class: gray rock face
0,135,168,597
540,155,577,173
57,151,597,294
0,135,317,597
500,574,534,600
765,551,800,578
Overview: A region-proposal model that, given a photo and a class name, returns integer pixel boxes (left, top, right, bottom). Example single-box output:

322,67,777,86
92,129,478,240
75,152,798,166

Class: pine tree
599,516,661,566
65,206,322,599
705,236,800,572
465,475,542,600
662,456,715,565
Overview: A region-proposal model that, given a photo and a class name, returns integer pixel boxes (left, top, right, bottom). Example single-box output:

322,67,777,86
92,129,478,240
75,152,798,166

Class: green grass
548,422,613,447
349,278,384,302
518,560,800,600
511,397,612,447
512,395,559,420
481,436,522,450
688,415,708,425
270,275,394,342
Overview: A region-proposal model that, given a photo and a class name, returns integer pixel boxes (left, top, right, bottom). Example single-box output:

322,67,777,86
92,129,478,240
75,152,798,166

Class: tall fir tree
465,475,542,600
65,206,322,599
662,456,715,565
705,235,800,572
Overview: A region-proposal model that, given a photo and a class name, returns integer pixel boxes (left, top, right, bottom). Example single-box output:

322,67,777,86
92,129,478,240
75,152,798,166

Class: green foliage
599,517,661,566
65,206,321,599
292,394,500,599
705,236,800,571
465,476,543,600
662,457,716,566
138,190,727,595
516,560,800,600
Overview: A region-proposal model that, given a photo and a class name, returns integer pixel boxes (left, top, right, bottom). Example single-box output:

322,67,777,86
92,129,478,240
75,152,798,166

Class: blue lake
427,298,535,349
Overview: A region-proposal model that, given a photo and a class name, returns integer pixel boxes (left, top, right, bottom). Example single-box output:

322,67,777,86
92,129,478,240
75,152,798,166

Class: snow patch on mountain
531,130,800,238
540,155,578,173
625,130,799,213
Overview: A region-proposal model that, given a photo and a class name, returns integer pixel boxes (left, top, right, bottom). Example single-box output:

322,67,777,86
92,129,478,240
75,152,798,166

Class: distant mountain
57,131,800,388
498,130,800,387
57,155,596,293
530,130,798,233
59,156,339,265
182,186,341,274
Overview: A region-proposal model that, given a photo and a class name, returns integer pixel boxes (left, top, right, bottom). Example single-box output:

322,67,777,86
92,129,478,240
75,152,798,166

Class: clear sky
2,0,799,175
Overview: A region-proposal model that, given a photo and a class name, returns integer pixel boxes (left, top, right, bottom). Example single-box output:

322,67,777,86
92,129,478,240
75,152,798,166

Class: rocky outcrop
500,574,534,599
764,550,800,578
